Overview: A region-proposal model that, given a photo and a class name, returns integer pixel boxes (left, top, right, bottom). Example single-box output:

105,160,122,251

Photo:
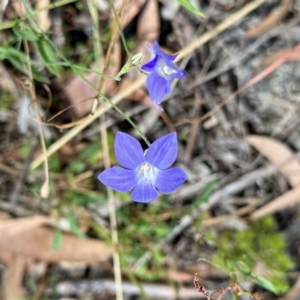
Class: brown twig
184,91,202,163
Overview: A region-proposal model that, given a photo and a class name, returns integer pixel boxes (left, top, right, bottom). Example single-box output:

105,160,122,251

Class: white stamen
157,61,176,78
138,163,159,183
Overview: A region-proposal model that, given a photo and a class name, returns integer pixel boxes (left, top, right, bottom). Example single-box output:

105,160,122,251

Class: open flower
141,41,186,110
98,132,187,203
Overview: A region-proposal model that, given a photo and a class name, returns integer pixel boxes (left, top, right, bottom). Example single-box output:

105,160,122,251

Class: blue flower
98,132,187,203
141,41,186,109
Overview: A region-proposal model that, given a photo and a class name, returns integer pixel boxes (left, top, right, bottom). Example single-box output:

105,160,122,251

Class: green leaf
176,0,205,17
68,215,85,239
193,180,216,207
36,37,61,76
52,228,63,250
197,258,228,274
7,54,27,74
0,46,48,82
12,24,39,41
256,276,278,294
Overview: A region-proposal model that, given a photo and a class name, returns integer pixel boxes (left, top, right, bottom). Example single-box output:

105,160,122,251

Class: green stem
19,4,150,146
109,0,131,57
100,95,150,146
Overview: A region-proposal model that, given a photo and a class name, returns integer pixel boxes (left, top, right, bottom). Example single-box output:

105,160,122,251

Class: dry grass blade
247,135,300,188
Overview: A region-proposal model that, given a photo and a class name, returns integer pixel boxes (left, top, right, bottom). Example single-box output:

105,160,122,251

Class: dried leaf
0,215,51,238
0,226,112,263
1,255,26,300
250,185,300,220
245,0,293,37
0,211,11,220
0,246,15,266
137,0,160,41
117,77,153,107
247,135,300,188
64,41,121,117
184,262,226,278
35,0,51,32
166,268,194,282
278,274,300,300
63,73,98,117
114,0,147,28
101,39,121,95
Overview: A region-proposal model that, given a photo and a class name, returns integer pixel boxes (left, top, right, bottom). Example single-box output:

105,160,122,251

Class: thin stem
88,0,123,299
101,125,124,300
23,38,49,198
102,98,150,146
109,0,131,57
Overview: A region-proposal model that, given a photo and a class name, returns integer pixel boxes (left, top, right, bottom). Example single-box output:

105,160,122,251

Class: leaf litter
1,0,300,299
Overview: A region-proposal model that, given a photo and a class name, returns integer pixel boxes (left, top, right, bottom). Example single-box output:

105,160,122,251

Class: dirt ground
0,0,300,299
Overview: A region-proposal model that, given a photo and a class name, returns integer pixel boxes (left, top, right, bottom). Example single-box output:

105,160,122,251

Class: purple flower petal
115,132,145,169
141,56,158,72
153,41,178,61
146,72,170,104
155,167,187,193
98,166,137,192
131,180,159,202
169,70,186,81
145,132,178,169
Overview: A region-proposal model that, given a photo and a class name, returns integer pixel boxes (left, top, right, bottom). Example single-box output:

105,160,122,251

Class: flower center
138,163,158,183
157,61,176,78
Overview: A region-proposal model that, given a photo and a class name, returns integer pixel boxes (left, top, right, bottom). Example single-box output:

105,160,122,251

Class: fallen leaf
0,226,112,263
118,77,153,107
0,246,15,266
64,41,121,117
11,0,25,17
0,215,51,238
247,135,300,188
278,274,300,300
63,73,98,117
1,254,26,300
0,211,11,220
249,185,300,220
114,0,147,28
101,39,121,95
184,262,225,278
137,0,160,41
245,0,292,37
166,268,194,282
35,0,51,32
